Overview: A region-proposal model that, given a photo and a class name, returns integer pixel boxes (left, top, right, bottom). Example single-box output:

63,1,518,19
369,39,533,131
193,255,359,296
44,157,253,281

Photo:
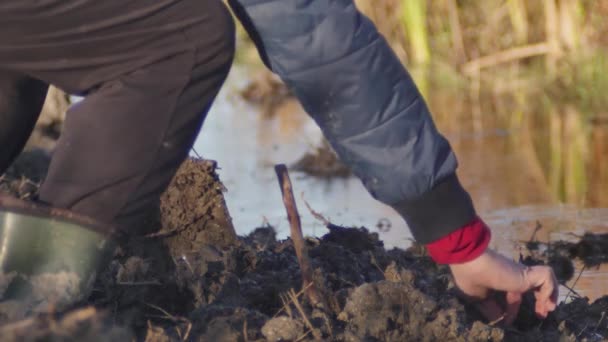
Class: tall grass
232,0,608,116
352,1,607,104
357,0,605,65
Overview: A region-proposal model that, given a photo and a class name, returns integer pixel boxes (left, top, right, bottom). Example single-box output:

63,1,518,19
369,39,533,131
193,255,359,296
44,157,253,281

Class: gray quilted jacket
230,0,477,243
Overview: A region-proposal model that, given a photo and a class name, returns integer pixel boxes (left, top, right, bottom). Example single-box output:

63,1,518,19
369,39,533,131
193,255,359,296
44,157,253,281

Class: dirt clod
262,316,305,341
159,158,237,253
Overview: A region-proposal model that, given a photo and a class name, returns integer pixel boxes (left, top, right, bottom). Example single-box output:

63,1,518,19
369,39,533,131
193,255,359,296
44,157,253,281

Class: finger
504,292,522,325
535,293,558,318
535,299,548,318
528,267,558,299
549,273,559,306
544,284,558,312
533,285,558,318
526,266,559,317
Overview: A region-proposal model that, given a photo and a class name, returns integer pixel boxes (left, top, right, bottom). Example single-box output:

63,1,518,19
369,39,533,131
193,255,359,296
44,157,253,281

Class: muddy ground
1,79,607,340
1,150,608,341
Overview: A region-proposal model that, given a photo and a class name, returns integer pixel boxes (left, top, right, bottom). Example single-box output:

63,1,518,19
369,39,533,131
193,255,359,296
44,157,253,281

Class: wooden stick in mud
274,164,322,306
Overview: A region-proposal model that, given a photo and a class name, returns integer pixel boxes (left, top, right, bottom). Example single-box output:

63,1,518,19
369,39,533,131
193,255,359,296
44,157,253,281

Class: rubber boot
0,195,115,318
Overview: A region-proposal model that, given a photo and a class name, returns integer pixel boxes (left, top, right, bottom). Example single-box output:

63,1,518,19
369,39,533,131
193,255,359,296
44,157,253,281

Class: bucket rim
0,195,115,236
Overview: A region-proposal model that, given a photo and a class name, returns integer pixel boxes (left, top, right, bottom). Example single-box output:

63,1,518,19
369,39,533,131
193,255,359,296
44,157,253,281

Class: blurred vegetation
355,0,608,118
230,0,608,207
232,0,608,119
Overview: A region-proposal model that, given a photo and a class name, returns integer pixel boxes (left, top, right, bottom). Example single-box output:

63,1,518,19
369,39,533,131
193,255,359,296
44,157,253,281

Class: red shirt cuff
425,216,491,264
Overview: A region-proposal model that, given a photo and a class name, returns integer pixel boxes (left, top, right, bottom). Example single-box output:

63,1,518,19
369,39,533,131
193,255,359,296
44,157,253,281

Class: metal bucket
0,196,115,312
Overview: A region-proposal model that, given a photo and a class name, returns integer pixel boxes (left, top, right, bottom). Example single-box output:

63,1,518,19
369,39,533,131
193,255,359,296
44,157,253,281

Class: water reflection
193,67,608,301
193,69,408,245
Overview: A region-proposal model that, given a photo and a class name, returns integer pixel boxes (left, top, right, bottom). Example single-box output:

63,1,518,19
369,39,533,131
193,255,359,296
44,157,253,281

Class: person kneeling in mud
0,0,557,324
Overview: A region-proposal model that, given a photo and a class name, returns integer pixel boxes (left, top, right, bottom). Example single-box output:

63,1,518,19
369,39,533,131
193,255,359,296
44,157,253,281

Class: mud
0,307,133,342
1,154,608,341
29,271,87,310
291,139,351,178
158,158,238,250
0,270,92,323
521,229,608,284
550,233,608,268
0,148,50,199
240,71,293,118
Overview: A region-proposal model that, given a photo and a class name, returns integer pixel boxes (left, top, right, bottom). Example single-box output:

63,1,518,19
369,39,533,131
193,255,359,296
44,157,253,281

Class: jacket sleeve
229,0,477,244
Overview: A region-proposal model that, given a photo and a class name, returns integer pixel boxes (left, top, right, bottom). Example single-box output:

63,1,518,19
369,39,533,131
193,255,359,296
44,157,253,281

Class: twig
565,265,586,302
301,193,330,226
243,319,249,342
279,293,294,318
275,164,323,307
447,0,467,64
145,303,178,321
144,201,218,239
488,314,506,326
560,283,582,299
577,322,590,339
182,322,192,341
116,281,162,286
461,42,551,75
144,303,192,341
191,148,202,159
179,254,194,274
296,329,313,342
529,221,542,243
288,289,321,340
369,251,385,277
273,279,314,318
144,228,180,239
594,311,606,334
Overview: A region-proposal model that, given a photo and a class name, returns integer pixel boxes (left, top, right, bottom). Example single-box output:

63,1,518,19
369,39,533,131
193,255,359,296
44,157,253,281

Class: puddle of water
192,68,407,245
193,67,608,301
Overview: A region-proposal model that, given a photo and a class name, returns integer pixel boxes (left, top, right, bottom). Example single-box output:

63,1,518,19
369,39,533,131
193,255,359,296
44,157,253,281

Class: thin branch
447,0,467,63
301,193,330,226
461,42,551,75
191,148,202,159
116,281,162,286
274,283,313,318
289,289,321,340
144,303,192,341
565,265,586,302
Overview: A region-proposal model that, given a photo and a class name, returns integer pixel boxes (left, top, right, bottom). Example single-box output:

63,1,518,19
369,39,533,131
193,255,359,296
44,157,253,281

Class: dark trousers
0,0,235,233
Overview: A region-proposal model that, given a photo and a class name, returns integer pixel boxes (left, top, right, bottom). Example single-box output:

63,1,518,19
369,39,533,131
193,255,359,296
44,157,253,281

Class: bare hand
449,248,558,325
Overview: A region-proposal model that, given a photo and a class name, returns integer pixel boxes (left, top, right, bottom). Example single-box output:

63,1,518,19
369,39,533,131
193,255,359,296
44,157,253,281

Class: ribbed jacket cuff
425,217,491,264
391,174,477,244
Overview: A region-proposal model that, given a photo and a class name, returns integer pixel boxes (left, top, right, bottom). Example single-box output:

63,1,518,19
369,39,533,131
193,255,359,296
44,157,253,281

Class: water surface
193,67,608,301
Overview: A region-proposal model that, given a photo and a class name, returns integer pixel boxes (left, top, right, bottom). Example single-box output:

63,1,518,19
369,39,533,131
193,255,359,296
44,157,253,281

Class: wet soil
1,154,608,341
291,140,351,178
240,71,293,118
517,222,608,285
